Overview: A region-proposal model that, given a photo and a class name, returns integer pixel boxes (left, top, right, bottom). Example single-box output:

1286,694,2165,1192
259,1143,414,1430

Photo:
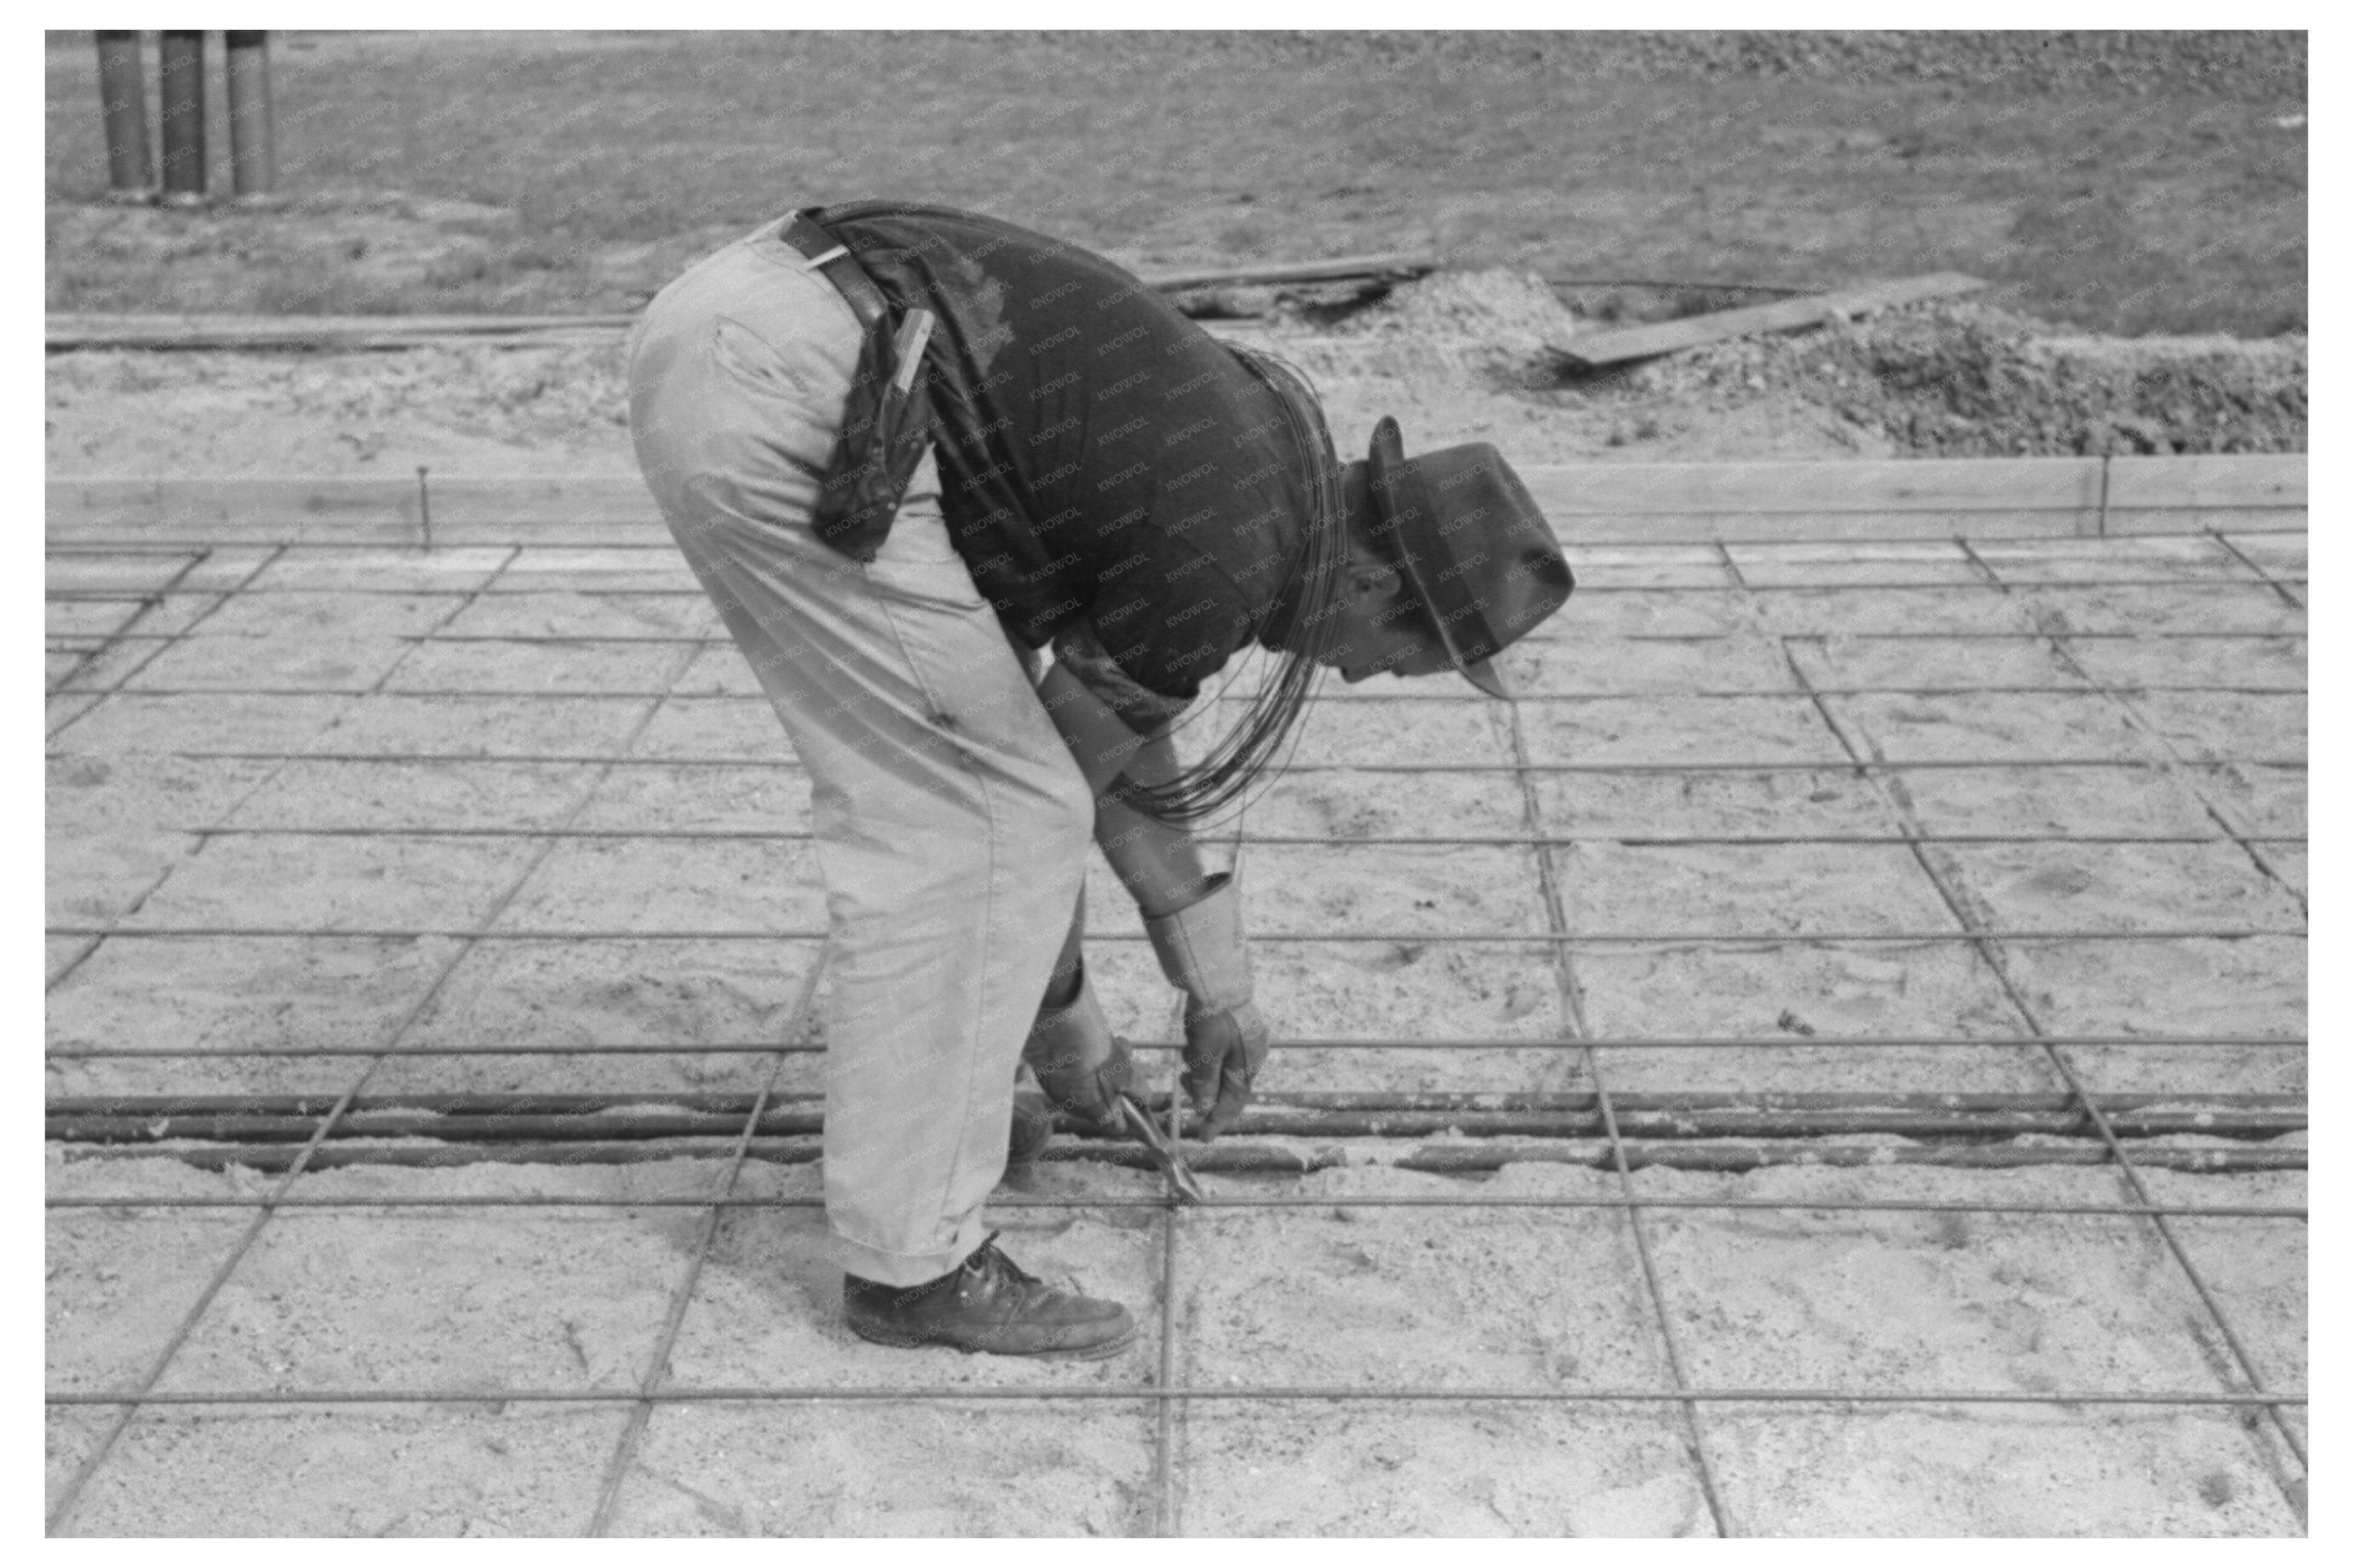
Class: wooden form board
45,256,1440,352
1143,252,1437,293
1514,453,2306,540
47,455,2305,547
1551,273,1987,371
46,313,642,351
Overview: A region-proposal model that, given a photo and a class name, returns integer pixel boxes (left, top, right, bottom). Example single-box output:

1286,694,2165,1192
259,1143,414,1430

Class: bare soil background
46,30,2306,1536
46,31,2305,336
44,272,2309,478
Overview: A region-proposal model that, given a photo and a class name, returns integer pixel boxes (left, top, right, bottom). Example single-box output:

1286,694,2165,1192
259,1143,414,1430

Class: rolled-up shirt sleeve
1051,619,1194,734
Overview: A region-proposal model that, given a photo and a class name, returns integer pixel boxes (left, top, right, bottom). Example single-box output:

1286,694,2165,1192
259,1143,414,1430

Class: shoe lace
962,1231,1043,1292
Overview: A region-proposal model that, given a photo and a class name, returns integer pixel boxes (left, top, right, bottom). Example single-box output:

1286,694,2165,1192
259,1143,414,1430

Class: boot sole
845,1314,1139,1362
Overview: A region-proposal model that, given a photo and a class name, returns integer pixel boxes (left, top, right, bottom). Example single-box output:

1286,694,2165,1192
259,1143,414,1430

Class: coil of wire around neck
1114,342,1346,827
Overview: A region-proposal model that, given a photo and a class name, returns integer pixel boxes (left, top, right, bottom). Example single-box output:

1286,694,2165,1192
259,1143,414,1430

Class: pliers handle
1117,1093,1205,1205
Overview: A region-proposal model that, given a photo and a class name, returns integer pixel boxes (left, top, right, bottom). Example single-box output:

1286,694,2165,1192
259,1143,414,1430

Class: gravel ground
44,259,2305,1533
46,523,2306,1535
43,269,2309,478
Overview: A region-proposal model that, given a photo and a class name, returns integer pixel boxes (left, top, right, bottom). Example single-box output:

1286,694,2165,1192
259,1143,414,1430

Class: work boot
842,1232,1137,1359
1002,1087,1054,1192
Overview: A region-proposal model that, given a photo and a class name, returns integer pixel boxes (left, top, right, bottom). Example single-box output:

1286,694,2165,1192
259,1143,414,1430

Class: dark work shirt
811,201,1312,704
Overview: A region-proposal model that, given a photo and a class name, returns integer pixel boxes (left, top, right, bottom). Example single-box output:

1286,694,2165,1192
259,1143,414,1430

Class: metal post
223,30,276,200
94,32,155,200
157,30,207,206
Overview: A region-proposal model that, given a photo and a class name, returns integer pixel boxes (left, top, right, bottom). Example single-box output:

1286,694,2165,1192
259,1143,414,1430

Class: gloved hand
1144,872,1267,1142
1021,962,1132,1136
1181,999,1270,1141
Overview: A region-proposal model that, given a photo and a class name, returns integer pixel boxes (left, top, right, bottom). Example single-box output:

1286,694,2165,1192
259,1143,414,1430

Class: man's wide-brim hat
1354,416,1574,698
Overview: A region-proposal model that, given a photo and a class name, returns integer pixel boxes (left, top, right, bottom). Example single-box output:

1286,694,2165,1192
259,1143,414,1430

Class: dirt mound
42,271,2308,475
1576,300,2308,456
1324,268,1584,350
1297,267,1587,384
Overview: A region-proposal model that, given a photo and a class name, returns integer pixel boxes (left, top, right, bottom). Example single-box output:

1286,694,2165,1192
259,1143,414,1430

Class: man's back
816,200,1312,701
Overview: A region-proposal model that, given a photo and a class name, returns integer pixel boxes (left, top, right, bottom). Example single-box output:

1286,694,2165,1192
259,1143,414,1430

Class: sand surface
44,271,2306,480
44,286,2305,1535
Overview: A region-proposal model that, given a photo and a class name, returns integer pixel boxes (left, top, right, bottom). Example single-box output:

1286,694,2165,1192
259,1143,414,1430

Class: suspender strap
769,211,937,562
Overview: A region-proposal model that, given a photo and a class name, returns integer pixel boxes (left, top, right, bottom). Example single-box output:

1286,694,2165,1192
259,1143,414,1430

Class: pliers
1117,1092,1205,1205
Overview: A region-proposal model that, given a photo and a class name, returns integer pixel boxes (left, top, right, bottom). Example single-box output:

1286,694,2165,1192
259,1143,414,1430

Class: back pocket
710,315,811,398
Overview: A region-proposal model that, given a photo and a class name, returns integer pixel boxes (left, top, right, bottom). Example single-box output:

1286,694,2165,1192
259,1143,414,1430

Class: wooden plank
1541,510,2305,545
46,256,1439,351
152,477,420,531
1541,510,2111,545
2104,453,2306,511
425,476,659,527
2105,507,2308,537
1550,273,1987,370
47,477,415,543
50,311,642,336
45,478,163,531
46,313,641,351
47,522,676,549
1140,252,1437,293
1516,458,2100,517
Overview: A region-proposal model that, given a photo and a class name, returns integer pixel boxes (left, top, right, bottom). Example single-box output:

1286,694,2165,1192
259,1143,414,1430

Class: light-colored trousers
627,218,1092,1287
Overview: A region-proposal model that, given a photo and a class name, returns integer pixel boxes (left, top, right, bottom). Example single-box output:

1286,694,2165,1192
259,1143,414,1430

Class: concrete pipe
94,31,155,200
157,29,206,205
225,30,276,199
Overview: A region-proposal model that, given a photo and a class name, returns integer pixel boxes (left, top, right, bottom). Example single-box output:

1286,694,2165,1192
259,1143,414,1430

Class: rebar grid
1148,771,1261,1533
1502,673,1755,1532
40,925,2308,943
47,555,692,1535
585,945,825,1535
1783,650,2307,1478
78,750,2307,772
47,1386,2305,1410
46,547,532,1528
44,680,2316,700
44,545,299,997
66,626,2298,645
2011,623,2310,1467
45,546,282,718
43,1033,2307,1057
35,568,2318,597
44,525,2307,1536
46,1193,2310,1220
36,524,2309,588
47,1087,2306,1147
2034,630,2306,918
1153,1190,1180,1534
169,824,2314,845
61,1139,2306,1178
44,548,210,694
2207,534,2306,610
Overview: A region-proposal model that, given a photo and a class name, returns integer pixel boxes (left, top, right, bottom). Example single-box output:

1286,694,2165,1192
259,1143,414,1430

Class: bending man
627,200,1571,1359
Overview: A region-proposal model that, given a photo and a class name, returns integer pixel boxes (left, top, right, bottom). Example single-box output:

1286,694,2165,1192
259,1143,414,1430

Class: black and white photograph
41,21,2311,1538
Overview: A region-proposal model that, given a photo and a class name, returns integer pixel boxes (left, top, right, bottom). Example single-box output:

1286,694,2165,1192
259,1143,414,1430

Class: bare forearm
1095,732,1214,919
1035,663,1213,919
